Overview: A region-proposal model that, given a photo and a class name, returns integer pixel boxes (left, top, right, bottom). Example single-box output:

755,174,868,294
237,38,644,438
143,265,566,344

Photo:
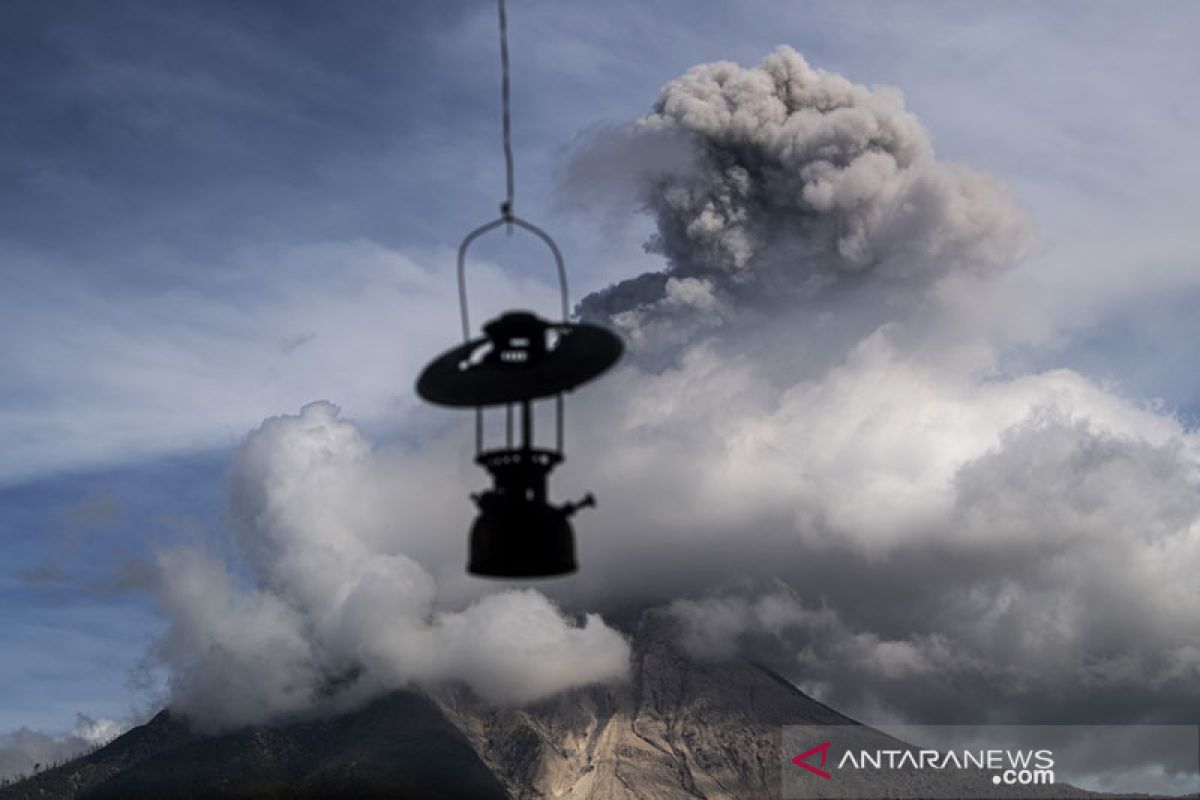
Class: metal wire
457,215,569,341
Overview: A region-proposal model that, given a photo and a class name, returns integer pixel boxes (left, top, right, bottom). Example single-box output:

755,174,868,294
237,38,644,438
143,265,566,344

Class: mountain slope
433,611,858,799
3,612,843,799
0,709,197,799
0,692,506,800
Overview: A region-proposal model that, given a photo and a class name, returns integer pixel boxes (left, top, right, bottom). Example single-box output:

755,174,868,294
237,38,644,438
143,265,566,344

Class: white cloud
154,402,630,732
0,714,125,781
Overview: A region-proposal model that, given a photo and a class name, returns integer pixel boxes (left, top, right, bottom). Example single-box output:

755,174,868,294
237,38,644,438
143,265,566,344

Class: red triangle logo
791,740,832,780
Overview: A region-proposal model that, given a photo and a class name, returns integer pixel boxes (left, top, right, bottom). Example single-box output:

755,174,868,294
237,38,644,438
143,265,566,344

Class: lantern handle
457,214,570,342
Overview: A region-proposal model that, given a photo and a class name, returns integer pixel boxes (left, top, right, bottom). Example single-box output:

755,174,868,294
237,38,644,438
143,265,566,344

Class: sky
2,0,1200,782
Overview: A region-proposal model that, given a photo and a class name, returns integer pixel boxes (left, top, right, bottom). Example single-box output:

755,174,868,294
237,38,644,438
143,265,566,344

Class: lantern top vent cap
416,310,622,408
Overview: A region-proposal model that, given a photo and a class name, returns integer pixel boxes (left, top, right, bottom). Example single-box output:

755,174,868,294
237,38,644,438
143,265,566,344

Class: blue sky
3,0,1200,741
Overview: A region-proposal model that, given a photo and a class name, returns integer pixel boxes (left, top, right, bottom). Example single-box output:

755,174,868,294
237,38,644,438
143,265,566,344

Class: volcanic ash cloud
560,46,1200,725
575,45,1029,348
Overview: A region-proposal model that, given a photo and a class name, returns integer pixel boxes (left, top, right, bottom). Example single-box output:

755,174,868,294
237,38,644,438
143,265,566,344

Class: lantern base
466,446,595,578
467,492,578,578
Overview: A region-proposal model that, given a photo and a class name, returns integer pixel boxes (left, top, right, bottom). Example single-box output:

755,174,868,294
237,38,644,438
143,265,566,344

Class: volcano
0,613,1098,799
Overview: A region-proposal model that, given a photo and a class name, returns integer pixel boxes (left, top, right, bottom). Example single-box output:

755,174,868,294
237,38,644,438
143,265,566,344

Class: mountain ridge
0,612,1110,799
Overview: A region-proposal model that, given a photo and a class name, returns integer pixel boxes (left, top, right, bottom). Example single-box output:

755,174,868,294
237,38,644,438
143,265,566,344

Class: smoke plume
555,47,1200,724
575,46,1030,350
149,47,1200,731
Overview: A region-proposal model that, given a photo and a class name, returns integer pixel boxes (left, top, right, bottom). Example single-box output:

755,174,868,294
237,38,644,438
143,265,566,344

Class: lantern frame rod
521,400,533,450
556,394,563,453
457,215,569,342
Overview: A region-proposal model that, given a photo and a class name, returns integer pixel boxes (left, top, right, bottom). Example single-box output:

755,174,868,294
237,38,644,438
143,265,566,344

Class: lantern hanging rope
414,0,623,578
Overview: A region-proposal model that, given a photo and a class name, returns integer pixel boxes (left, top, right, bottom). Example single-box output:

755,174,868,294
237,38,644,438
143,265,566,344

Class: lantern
416,216,623,577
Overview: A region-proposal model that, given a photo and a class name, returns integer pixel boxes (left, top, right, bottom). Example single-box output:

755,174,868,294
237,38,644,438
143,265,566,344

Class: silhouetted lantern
416,216,623,577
